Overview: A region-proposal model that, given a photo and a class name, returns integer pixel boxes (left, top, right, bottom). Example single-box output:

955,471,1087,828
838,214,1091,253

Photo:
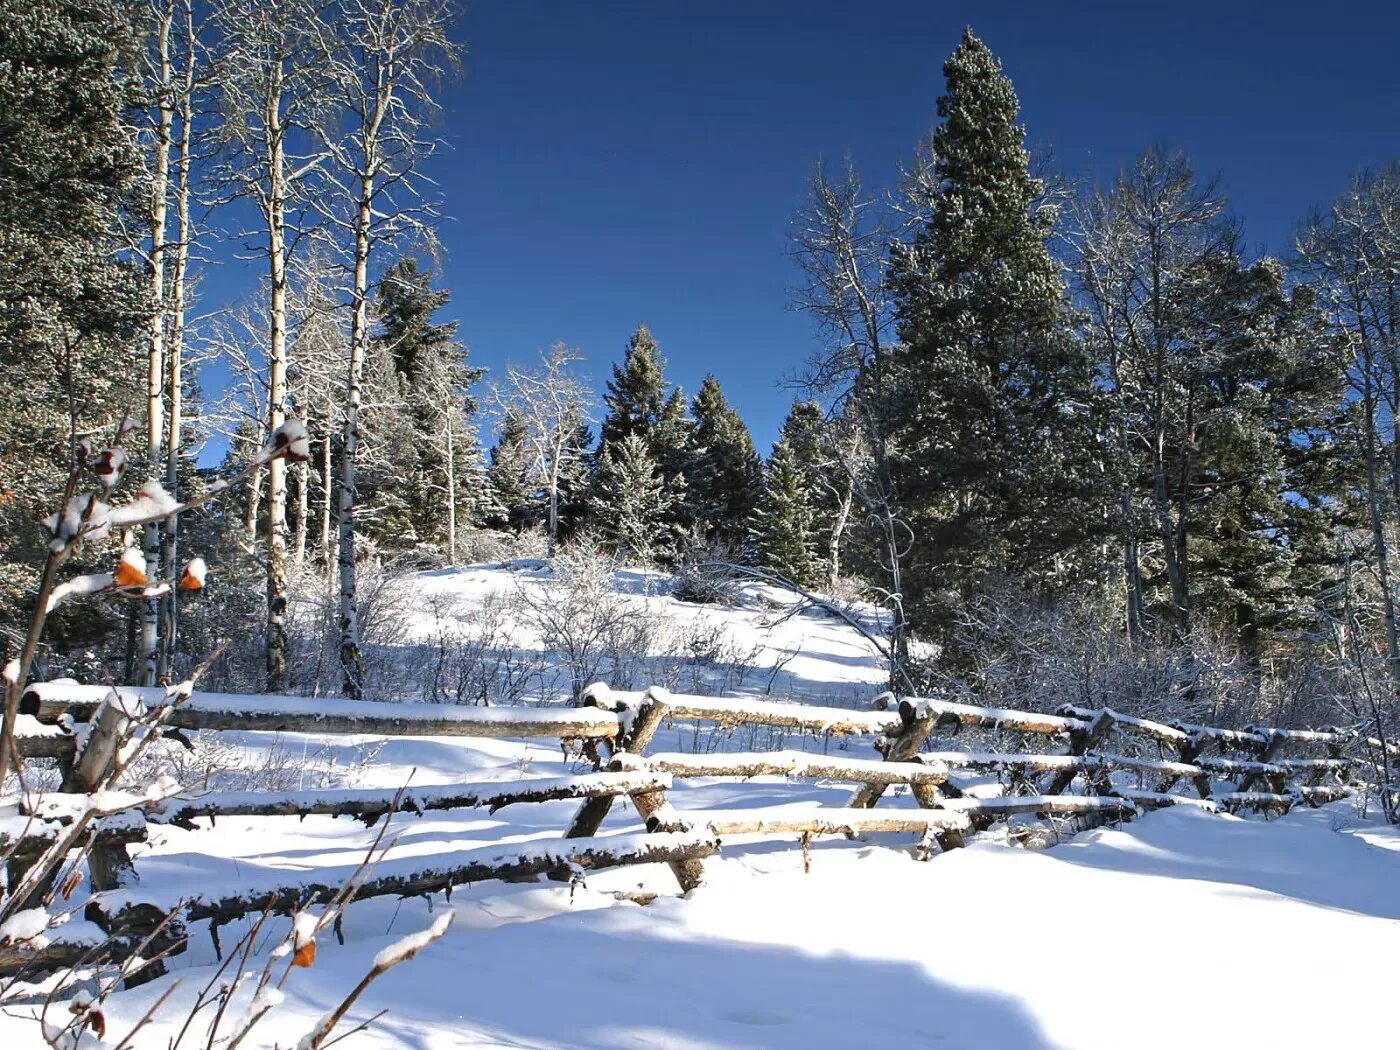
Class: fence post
848,698,937,810
1043,709,1115,796
563,687,705,892
60,694,138,891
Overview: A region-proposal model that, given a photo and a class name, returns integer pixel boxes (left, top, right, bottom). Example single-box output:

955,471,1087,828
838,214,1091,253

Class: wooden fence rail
2,678,1369,986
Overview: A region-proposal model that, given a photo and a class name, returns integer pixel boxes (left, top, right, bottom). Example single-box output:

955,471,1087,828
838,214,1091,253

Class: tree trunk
445,415,457,565
337,183,373,698
264,75,290,694
160,6,194,682
141,4,175,687
293,460,309,568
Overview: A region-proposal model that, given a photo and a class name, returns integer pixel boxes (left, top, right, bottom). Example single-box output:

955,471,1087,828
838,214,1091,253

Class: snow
0,907,52,945
4,561,1396,1049
370,911,455,970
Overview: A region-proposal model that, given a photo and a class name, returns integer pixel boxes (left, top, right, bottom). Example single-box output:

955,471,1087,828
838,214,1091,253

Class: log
1058,705,1190,746
22,684,622,741
935,795,1136,829
0,922,111,979
98,831,722,926
1296,785,1351,805
1172,722,1269,752
641,750,948,786
682,807,971,837
657,693,902,737
14,715,76,761
848,702,940,810
1044,709,1115,795
1275,758,1351,773
147,771,674,827
1245,725,1358,747
908,696,1081,737
1215,792,1295,813
566,688,675,840
0,812,147,856
1193,756,1287,777
1111,790,1219,813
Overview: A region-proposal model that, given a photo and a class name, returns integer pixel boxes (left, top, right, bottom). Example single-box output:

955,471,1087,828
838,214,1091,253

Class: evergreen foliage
688,375,762,548
886,28,1100,645
591,432,674,563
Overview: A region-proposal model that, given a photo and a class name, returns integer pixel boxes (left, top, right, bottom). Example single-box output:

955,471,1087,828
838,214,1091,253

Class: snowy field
4,563,1397,1049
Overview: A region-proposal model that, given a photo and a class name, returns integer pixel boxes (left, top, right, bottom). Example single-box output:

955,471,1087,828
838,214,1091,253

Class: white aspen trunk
141,3,175,686
293,460,309,568
445,415,457,565
336,182,373,698
264,65,290,694
160,0,195,682
320,395,333,559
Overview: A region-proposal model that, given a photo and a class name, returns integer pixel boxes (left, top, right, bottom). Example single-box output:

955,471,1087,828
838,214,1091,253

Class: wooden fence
1,679,1361,982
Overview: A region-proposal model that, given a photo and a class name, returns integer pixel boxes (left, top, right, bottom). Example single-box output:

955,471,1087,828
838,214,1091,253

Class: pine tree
486,408,537,533
0,0,146,649
887,28,1098,642
591,433,674,564
371,258,486,559
593,324,693,554
599,325,668,452
688,375,762,547
750,435,820,589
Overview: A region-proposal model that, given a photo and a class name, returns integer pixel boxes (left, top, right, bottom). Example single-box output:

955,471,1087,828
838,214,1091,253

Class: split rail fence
1,679,1362,982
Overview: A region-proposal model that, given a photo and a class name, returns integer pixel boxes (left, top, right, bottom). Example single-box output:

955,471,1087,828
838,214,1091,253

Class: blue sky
201,1,1400,459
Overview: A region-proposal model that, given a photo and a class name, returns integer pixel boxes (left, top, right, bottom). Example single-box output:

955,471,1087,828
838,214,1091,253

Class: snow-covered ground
4,563,1396,1049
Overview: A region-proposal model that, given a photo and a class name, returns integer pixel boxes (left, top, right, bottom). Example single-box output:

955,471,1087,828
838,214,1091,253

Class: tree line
4,8,1400,740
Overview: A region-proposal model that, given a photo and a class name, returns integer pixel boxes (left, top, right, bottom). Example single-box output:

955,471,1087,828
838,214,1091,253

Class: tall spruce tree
887,28,1097,644
0,0,146,649
591,433,674,563
688,375,762,548
594,324,693,553
751,434,820,589
371,258,485,558
485,408,537,533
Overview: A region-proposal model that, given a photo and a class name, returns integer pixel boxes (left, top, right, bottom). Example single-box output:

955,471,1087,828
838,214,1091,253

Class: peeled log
908,697,1080,737
148,771,674,827
658,693,902,737
644,750,947,786
684,806,971,837
98,831,721,928
22,684,622,741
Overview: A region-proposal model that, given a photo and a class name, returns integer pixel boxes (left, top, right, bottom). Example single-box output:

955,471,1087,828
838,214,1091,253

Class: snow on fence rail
2,678,1363,985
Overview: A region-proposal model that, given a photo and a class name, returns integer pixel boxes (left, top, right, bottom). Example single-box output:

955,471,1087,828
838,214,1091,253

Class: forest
3,2,1400,786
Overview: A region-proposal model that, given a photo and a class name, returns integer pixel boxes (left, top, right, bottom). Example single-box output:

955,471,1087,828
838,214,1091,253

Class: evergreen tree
591,433,674,564
485,408,537,533
688,375,762,547
751,435,820,588
599,324,668,452
886,28,1098,643
0,0,146,645
593,324,693,553
365,258,486,557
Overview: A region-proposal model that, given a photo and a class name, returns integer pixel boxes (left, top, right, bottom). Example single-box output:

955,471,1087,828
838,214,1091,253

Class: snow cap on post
580,681,613,709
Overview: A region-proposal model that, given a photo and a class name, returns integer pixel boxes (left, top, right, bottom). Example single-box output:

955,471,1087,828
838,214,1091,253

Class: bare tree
1069,147,1235,638
312,0,462,698
1298,167,1400,712
159,0,207,681
788,159,912,689
492,345,594,556
213,0,329,691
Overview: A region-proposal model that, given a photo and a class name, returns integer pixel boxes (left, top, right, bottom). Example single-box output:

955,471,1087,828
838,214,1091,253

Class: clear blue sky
202,1,1400,459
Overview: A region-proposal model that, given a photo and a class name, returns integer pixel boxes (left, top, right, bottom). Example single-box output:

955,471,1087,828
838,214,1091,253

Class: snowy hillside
3,563,1395,1050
